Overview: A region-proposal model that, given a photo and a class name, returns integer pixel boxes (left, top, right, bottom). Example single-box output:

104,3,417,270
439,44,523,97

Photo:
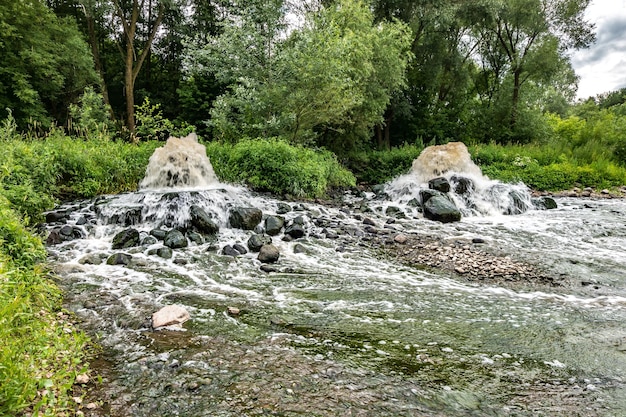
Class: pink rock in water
152,305,190,329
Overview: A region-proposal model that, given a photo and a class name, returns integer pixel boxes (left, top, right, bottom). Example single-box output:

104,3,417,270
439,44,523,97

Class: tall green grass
0,196,90,416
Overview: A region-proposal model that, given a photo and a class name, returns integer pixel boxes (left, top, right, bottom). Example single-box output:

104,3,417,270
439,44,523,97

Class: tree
472,0,594,140
0,0,97,127
187,0,411,150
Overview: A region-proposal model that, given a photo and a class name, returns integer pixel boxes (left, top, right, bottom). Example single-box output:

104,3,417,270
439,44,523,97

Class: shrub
345,143,423,184
205,138,355,197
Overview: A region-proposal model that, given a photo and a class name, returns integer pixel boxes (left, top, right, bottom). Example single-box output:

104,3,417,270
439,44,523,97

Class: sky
570,0,626,99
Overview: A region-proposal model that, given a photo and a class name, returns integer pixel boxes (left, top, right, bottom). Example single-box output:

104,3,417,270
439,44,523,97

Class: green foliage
189,0,411,149
471,142,626,191
0,196,90,416
345,143,423,184
135,97,195,141
0,127,160,221
0,0,97,127
205,138,356,197
68,87,115,139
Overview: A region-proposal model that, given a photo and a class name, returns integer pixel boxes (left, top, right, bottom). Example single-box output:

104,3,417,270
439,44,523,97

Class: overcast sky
570,0,626,99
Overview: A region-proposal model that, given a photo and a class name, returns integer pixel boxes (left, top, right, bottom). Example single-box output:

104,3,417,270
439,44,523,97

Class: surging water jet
139,132,218,190
384,142,546,218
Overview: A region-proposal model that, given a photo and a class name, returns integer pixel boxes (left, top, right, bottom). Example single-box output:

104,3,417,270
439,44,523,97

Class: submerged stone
285,223,305,239
533,196,558,210
106,253,133,265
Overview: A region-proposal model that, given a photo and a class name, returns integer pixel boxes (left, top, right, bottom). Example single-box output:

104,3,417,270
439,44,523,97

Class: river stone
45,210,68,223
429,177,451,193
78,253,102,265
150,229,167,240
186,231,204,245
151,305,190,329
106,253,133,265
265,215,285,236
164,229,188,249
394,234,408,244
190,205,219,235
276,203,292,214
451,175,475,195
157,247,173,259
112,228,141,249
233,243,248,255
506,190,530,215
222,245,240,257
420,188,448,205
248,234,272,252
533,196,558,210
229,207,263,230
285,223,305,239
141,236,157,246
258,244,280,263
293,243,308,254
423,196,461,223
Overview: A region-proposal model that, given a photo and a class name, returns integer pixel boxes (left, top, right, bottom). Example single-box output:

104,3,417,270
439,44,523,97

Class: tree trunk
510,68,520,133
125,43,136,139
85,13,114,120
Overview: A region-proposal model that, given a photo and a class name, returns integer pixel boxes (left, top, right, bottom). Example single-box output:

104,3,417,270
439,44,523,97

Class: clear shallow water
48,190,626,416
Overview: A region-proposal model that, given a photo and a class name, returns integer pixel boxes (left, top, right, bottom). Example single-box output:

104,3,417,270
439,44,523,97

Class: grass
0,196,91,416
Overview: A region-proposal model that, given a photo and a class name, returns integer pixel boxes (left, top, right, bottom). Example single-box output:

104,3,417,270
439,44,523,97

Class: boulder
506,190,531,215
258,244,280,263
156,247,173,259
428,177,451,193
190,205,219,235
420,188,448,205
78,253,102,265
233,243,248,255
112,228,141,250
451,175,475,195
284,223,305,239
45,210,68,223
423,196,462,223
222,245,241,257
265,215,285,236
106,253,133,265
229,207,263,230
150,229,167,240
151,305,190,329
247,234,272,252
533,196,558,210
163,229,188,249
276,203,292,214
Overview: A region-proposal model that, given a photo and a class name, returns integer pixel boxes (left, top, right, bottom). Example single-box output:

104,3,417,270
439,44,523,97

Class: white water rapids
45,139,626,416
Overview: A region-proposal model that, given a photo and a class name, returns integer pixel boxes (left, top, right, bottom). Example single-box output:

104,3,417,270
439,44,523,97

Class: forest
2,0,626,415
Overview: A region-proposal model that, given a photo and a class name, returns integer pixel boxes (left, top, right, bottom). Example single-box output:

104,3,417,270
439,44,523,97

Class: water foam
139,133,218,190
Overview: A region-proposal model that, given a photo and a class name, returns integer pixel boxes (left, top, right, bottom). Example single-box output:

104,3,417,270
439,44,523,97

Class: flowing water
46,139,626,416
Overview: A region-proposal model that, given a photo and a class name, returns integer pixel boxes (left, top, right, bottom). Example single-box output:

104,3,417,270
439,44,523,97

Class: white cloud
570,0,626,99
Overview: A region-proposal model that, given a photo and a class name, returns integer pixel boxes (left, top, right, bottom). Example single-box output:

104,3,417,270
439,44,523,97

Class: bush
205,138,356,197
345,144,423,184
0,130,160,222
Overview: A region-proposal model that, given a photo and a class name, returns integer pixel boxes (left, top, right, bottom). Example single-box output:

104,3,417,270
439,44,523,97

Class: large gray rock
264,215,285,236
164,229,188,249
451,175,475,195
284,223,305,239
190,205,219,235
258,244,280,263
112,228,140,249
229,207,263,230
248,234,272,252
420,188,448,205
151,305,190,329
423,196,461,223
428,177,451,193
